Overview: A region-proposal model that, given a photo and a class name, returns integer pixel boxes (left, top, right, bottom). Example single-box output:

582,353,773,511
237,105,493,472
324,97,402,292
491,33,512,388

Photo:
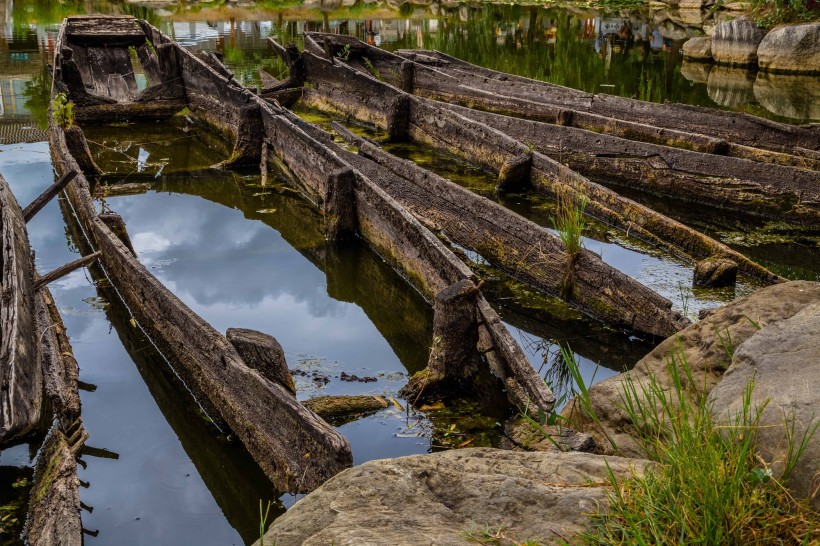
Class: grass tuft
553,189,588,256
578,340,820,545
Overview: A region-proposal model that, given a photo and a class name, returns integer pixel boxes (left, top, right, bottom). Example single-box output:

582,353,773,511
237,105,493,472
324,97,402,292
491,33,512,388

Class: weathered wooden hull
0,175,42,444
50,15,352,493
304,33,820,159
287,46,783,286
0,173,86,545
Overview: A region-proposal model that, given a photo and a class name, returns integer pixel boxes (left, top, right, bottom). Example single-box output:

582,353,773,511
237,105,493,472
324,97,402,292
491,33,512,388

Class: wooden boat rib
50,15,352,494
304,32,820,160
274,39,783,286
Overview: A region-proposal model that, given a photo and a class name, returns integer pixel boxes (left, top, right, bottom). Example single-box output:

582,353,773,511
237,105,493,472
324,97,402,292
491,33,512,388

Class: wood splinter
35,251,102,291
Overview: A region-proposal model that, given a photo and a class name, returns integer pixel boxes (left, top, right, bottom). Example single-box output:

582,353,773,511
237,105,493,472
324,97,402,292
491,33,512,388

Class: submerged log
306,33,820,165
303,395,389,423
330,122,689,338
0,174,43,444
50,16,352,493
292,48,783,285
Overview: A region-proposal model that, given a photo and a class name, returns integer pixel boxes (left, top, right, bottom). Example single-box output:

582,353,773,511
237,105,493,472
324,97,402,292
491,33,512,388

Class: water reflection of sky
0,143,248,546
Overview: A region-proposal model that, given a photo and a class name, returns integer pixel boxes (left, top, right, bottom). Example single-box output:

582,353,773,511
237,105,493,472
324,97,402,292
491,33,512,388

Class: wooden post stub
324,167,357,241
400,279,482,403
386,94,410,142
99,212,135,255
400,60,415,93
222,103,263,168
23,171,77,223
226,328,296,396
496,152,532,193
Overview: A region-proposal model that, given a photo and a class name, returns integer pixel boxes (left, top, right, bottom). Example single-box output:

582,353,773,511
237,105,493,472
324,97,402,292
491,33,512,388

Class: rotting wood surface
259,100,556,412
287,46,783,286
304,33,820,159
50,15,352,493
0,174,43,444
328,122,689,337
0,174,87,544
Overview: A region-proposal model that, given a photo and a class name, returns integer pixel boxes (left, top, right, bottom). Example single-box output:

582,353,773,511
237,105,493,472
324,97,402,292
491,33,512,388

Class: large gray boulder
562,281,820,457
757,22,820,74
709,303,820,509
257,448,651,546
683,36,713,61
712,17,766,66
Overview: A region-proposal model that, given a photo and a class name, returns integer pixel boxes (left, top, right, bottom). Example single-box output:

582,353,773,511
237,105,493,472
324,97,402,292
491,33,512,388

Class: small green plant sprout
362,56,384,81
51,92,74,129
552,188,588,256
258,499,273,546
336,43,352,61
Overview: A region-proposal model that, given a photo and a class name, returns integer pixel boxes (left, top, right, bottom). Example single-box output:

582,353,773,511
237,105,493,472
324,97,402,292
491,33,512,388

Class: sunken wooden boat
305,33,820,161
268,37,787,286
296,34,820,228
1,172,89,546
49,15,352,494
48,15,558,483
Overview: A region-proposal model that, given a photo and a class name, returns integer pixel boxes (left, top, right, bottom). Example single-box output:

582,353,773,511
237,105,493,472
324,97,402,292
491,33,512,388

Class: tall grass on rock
579,343,820,545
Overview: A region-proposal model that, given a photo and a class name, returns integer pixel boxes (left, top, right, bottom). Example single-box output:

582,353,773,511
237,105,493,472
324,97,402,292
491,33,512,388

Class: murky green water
1,2,818,545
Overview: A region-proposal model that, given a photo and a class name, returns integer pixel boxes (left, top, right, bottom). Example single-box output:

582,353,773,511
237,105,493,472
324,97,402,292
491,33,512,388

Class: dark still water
0,2,818,545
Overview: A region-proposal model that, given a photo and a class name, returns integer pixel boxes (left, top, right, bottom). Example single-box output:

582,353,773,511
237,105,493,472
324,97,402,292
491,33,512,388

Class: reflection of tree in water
11,0,160,27
22,64,51,130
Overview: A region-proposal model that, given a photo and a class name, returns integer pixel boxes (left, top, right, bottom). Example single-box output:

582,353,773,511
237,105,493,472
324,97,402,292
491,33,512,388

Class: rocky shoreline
258,281,820,545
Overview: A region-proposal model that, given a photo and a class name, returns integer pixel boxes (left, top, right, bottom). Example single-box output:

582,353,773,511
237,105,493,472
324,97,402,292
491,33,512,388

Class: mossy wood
329,121,689,338
303,33,820,159
286,45,784,286
49,15,352,494
259,100,555,412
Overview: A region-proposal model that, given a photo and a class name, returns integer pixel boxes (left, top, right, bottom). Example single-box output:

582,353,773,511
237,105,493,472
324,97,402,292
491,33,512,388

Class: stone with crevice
562,281,820,457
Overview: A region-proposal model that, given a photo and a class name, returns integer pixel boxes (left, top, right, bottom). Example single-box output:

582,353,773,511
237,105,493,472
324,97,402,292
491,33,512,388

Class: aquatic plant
553,189,587,256
51,92,74,129
258,499,274,546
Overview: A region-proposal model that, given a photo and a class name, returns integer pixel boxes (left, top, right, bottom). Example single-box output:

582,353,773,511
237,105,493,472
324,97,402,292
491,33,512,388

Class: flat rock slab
258,448,651,546
709,303,820,509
